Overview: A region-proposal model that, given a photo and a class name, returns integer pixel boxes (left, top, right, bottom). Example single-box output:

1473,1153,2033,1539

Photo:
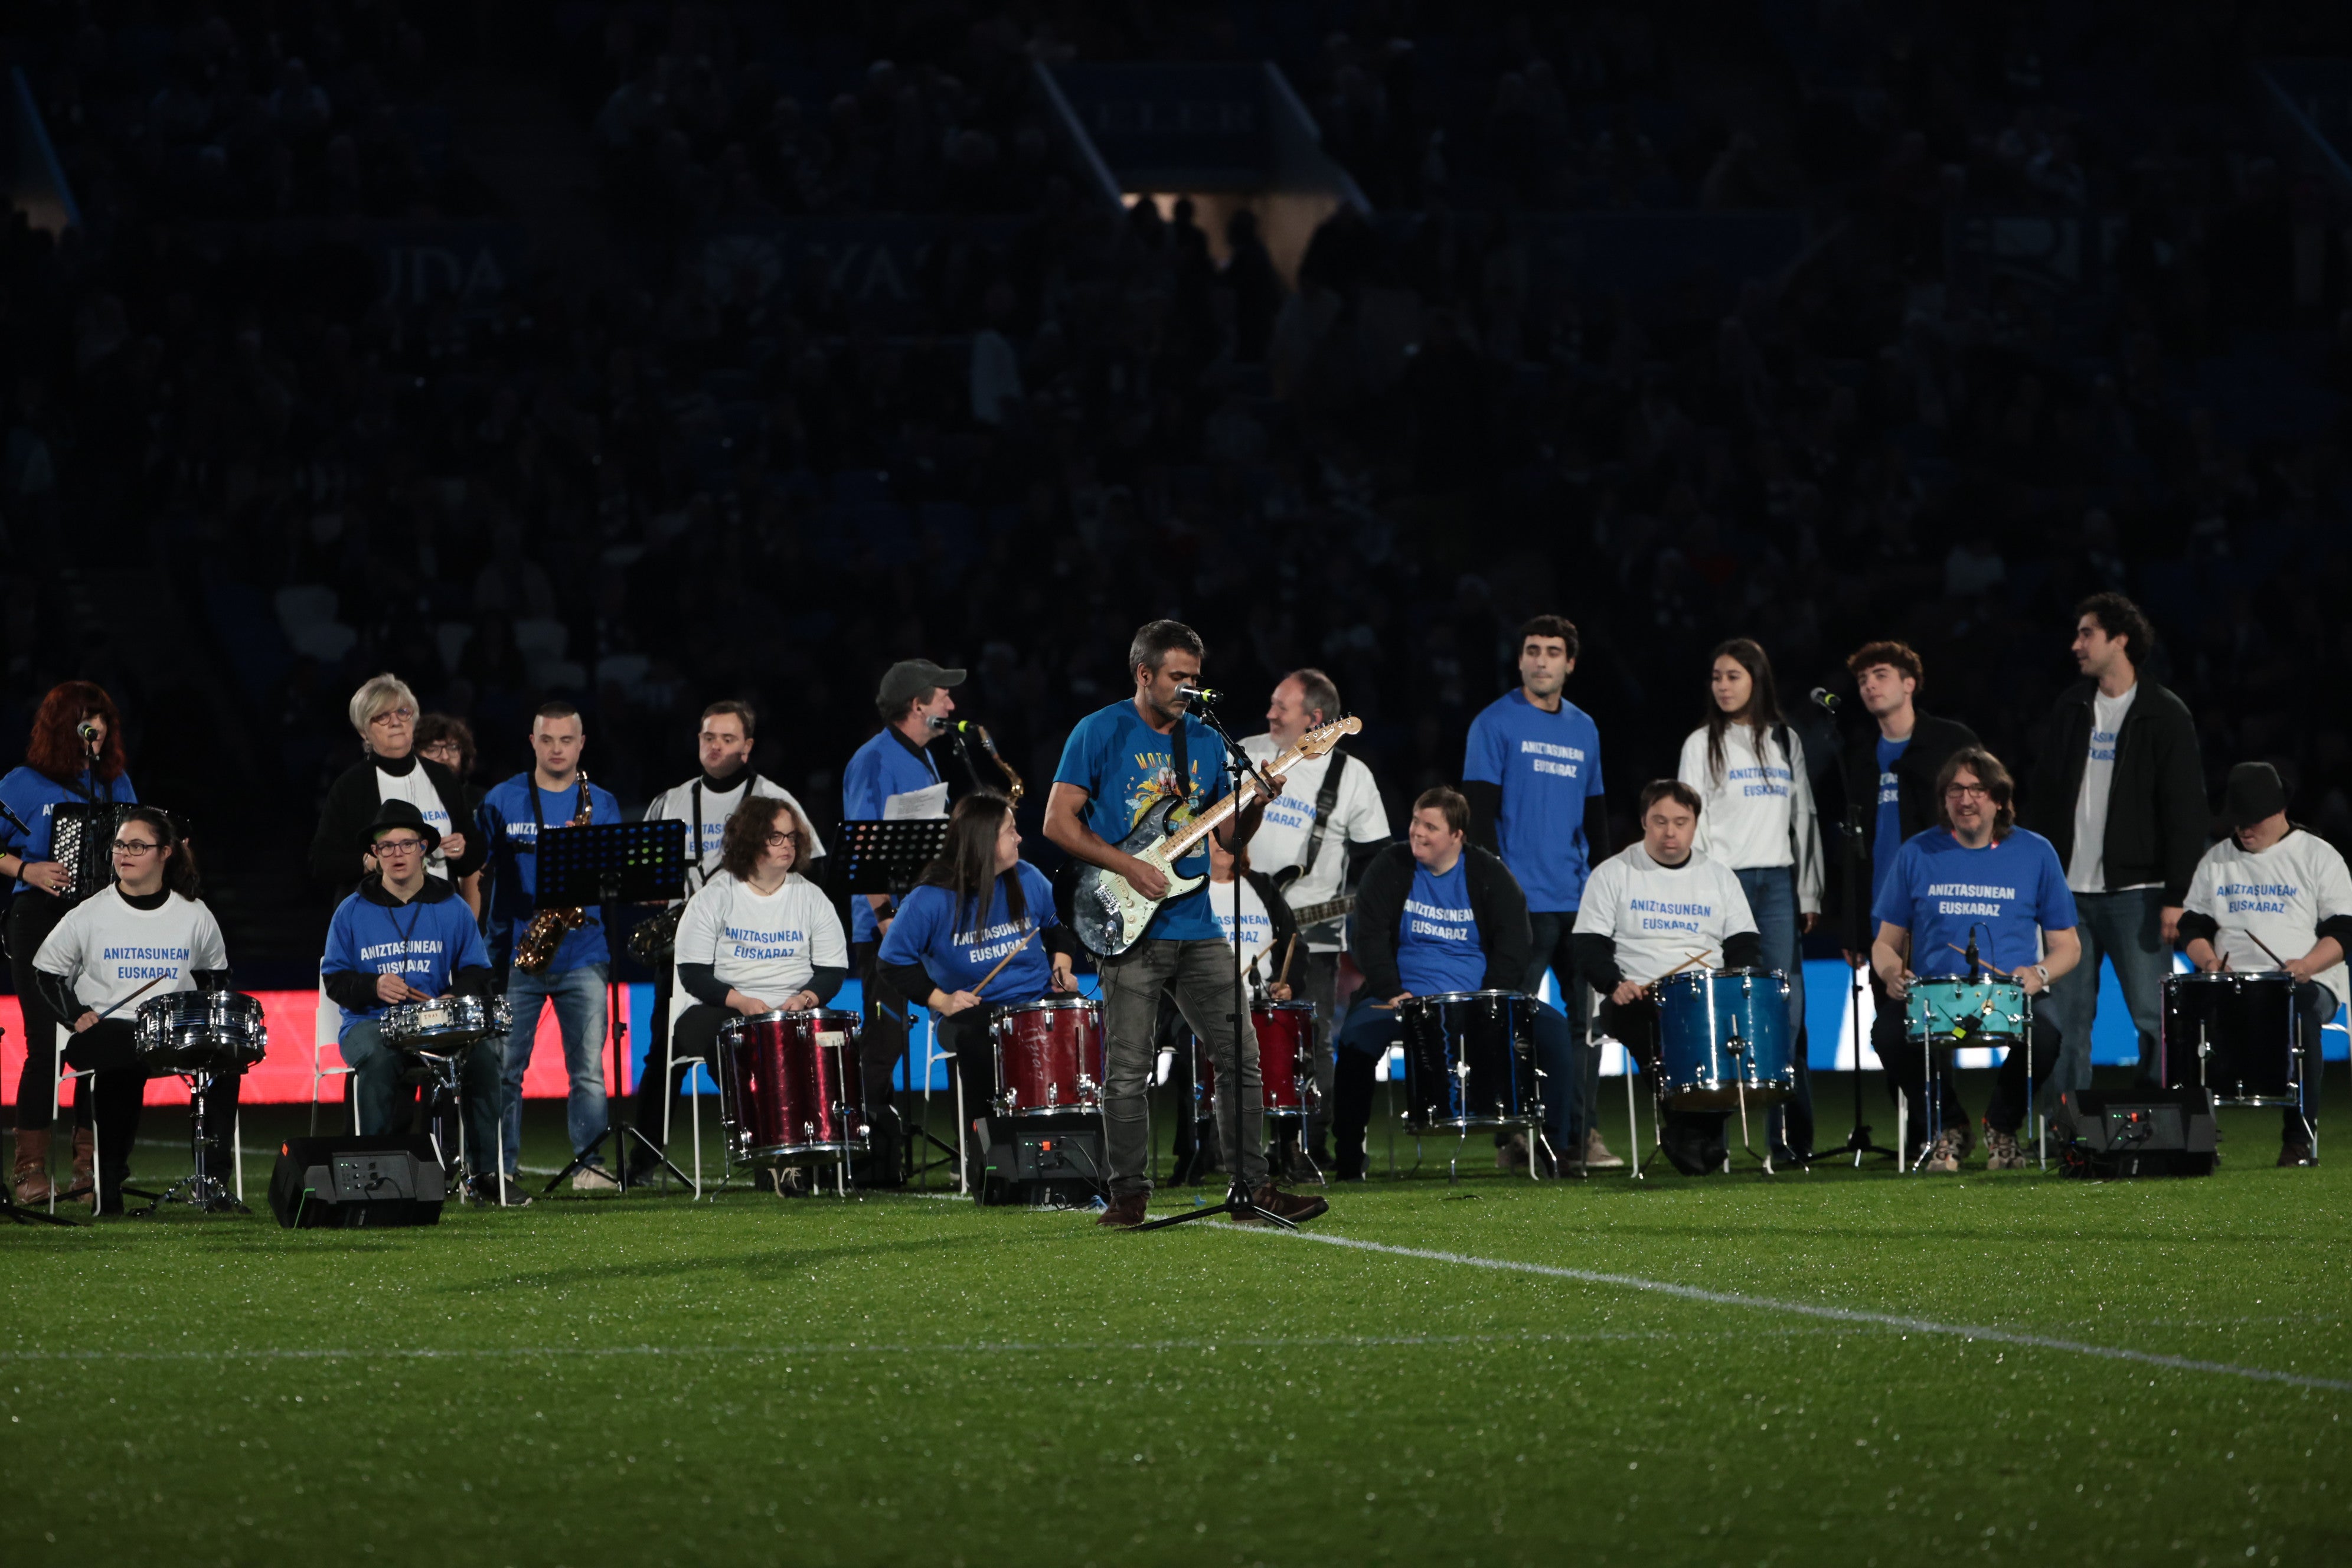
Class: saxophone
955,721,1024,803
515,772,592,974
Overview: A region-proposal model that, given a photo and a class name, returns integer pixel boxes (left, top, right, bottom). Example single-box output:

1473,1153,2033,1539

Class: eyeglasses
374,836,427,854
1943,783,1992,801
111,838,162,855
420,741,461,760
763,832,797,848
369,707,417,727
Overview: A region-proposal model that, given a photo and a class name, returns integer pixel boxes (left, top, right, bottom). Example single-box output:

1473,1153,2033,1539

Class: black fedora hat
360,797,443,857
2222,762,2287,830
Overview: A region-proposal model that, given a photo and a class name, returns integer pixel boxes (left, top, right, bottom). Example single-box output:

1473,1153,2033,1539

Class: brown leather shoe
1096,1191,1149,1228
1239,1182,1328,1226
12,1128,54,1204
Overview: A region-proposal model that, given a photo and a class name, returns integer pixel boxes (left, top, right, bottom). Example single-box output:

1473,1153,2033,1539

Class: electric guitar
1070,716,1363,957
1286,892,1355,929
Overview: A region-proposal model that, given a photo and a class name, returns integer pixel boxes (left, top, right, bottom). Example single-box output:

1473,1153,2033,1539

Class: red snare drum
1195,1002,1318,1118
718,1010,867,1162
991,997,1104,1115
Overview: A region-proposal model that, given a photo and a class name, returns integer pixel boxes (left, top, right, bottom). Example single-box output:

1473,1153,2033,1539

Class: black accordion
47,802,143,907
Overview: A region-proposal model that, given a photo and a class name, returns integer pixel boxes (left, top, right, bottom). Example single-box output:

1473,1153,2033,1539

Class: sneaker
570,1164,620,1192
1580,1129,1625,1170
471,1175,534,1207
1497,1132,1530,1171
1096,1191,1149,1229
1917,1127,1964,1174
2279,1141,2317,1168
1982,1123,2028,1171
1235,1183,1329,1226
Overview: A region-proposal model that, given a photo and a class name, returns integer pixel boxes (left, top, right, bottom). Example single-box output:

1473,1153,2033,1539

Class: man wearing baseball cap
841,658,965,1181
2177,762,2352,1166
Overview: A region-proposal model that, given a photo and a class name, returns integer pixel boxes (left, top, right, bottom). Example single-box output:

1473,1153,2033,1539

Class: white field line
1256,1229,2352,1394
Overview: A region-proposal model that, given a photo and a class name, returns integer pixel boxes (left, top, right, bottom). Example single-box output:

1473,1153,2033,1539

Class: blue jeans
1525,912,1596,1148
2039,886,2168,1096
1734,865,1813,1157
498,963,610,1172
342,1015,507,1177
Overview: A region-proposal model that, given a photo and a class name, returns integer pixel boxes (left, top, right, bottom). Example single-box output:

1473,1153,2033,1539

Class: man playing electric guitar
1046,620,1334,1229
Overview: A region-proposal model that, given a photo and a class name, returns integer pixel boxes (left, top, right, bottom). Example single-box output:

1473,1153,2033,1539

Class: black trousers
632,965,702,1152
933,1007,997,1185
1600,995,1731,1175
1874,967,1965,1132
1882,1004,2059,1142
8,893,91,1132
854,941,909,1181
64,1018,241,1211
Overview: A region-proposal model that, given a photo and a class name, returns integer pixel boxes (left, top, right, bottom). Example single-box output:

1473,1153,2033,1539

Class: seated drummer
1871,747,2080,1174
1573,780,1763,1175
1332,787,1534,1181
877,792,1079,1185
667,796,849,1146
321,801,510,1204
32,806,231,1214
2178,762,2352,1167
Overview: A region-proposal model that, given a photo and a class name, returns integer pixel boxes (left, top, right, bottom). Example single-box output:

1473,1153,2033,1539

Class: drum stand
138,1069,247,1216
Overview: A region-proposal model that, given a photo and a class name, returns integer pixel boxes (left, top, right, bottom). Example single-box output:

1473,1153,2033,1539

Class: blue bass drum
1903,977,2028,1045
1655,968,1795,1110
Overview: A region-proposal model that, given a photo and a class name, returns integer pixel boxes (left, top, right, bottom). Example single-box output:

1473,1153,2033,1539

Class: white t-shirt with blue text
1574,843,1758,988
672,870,847,1004
2184,828,2352,1010
2067,683,2143,894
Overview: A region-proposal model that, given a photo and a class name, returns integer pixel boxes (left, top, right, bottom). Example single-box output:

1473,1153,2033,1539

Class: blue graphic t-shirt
476,773,626,972
878,862,1058,1004
1462,690,1605,912
1872,828,2077,979
321,887,491,1039
1053,701,1230,941
842,728,947,942
1871,736,1909,906
1397,856,1486,995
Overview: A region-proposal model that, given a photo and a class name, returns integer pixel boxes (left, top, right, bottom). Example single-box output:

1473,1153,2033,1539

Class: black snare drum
2160,971,2301,1105
1396,990,1542,1133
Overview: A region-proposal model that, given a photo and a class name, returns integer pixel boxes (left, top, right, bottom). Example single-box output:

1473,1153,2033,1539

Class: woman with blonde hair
306,674,486,901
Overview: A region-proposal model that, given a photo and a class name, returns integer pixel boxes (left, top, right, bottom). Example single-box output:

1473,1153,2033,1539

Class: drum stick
971,927,1041,999
1276,935,1296,989
2234,927,2287,968
1943,943,2018,978
91,974,169,1022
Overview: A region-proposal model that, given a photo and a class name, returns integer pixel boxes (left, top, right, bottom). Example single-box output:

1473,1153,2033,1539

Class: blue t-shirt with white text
1053,701,1230,942
1398,856,1486,995
1463,690,1604,912
321,886,492,1039
1872,828,2077,979
1871,736,1909,906
877,862,1058,1003
476,773,626,972
842,728,948,942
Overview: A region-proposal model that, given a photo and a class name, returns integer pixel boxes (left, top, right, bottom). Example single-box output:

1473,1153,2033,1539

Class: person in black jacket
2027,594,2206,1093
309,674,488,903
1331,787,1545,1180
1837,641,1979,1127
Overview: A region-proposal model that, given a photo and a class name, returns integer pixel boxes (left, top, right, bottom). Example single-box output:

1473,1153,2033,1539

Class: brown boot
12,1128,55,1204
1096,1191,1149,1229
1239,1182,1329,1226
61,1125,96,1206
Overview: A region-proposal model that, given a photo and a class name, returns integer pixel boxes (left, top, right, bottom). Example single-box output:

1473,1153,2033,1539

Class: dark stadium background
3,1,2350,986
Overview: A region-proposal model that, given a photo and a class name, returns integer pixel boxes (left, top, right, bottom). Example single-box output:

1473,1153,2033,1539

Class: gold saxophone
515,771,592,974
967,722,1024,804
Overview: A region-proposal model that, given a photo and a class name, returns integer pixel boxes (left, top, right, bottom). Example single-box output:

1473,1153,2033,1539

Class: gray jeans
1099,937,1266,1197
2039,886,2169,1100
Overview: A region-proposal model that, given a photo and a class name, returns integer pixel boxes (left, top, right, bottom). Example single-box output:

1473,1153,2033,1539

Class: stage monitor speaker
2050,1087,2217,1178
974,1113,1106,1208
268,1134,447,1227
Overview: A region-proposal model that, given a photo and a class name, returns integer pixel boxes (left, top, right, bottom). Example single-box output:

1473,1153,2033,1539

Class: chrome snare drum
1654,968,1795,1110
991,997,1105,1115
134,991,268,1074
381,994,512,1054
1396,990,1541,1133
1904,976,2030,1046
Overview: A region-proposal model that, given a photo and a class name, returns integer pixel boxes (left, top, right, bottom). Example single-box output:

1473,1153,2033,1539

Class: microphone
1808,687,1843,714
76,721,102,742
1963,929,1981,982
1175,685,1223,705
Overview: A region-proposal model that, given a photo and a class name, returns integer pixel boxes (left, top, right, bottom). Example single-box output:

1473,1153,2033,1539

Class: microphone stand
1138,695,1292,1232
1817,798,1896,1169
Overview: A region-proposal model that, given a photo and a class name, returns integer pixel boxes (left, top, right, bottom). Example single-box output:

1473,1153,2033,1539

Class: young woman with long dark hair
2,681,135,1204
1675,638,1826,1162
877,792,1080,1184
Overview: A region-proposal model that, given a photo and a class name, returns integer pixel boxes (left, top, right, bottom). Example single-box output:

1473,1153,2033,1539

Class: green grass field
6,1071,2348,1567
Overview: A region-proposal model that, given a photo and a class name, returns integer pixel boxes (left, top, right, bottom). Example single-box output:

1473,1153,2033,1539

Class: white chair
658,975,705,1197
310,982,357,1135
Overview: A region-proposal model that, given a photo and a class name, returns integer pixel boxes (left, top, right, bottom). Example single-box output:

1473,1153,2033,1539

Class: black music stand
533,817,689,1195
835,819,952,1184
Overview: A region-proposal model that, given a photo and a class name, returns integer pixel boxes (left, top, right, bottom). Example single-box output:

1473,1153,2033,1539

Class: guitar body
1069,796,1207,958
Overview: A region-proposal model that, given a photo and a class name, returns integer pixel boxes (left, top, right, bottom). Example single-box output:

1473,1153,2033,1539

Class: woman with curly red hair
2,681,136,1205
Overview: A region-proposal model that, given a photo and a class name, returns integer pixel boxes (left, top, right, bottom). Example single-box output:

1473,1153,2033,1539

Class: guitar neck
1160,781,1256,862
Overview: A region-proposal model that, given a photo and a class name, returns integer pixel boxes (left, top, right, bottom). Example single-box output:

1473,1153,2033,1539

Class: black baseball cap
877,658,966,713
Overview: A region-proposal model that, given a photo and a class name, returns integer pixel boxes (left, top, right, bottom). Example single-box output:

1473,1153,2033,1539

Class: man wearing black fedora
2178,762,2352,1167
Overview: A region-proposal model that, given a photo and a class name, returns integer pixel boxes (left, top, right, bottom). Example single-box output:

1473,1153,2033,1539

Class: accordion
47,802,143,907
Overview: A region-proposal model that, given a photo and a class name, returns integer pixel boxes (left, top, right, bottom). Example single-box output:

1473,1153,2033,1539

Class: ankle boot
63,1125,96,1205
12,1128,55,1204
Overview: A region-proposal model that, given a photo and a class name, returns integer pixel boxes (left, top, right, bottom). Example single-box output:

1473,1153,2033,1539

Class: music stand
533,818,688,1195
835,819,952,1182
